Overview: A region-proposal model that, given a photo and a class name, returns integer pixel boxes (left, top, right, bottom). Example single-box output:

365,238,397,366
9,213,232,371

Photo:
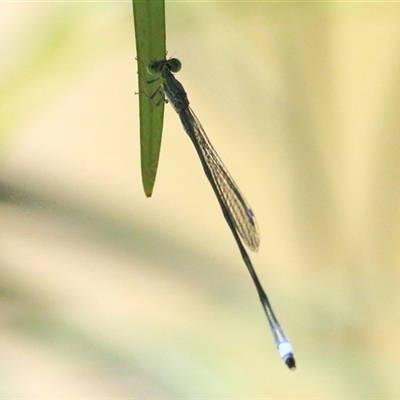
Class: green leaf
132,0,166,197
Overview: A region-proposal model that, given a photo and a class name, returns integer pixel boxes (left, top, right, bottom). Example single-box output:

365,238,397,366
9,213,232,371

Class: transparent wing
181,107,260,252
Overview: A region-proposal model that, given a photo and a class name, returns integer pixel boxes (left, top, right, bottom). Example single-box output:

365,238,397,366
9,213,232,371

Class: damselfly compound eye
167,58,182,73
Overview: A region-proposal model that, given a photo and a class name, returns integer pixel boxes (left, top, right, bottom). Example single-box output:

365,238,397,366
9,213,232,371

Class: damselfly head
147,58,182,75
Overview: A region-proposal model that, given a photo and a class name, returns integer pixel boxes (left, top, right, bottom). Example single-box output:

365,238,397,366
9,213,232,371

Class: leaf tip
144,188,153,198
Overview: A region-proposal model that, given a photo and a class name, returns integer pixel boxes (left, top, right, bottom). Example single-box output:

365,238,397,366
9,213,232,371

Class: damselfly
146,58,295,370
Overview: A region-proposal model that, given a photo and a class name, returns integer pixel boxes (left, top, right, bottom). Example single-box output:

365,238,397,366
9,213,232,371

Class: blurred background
1,1,400,397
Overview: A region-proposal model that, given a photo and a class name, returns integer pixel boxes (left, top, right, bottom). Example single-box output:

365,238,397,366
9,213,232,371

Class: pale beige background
0,2,399,398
